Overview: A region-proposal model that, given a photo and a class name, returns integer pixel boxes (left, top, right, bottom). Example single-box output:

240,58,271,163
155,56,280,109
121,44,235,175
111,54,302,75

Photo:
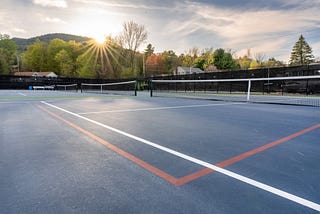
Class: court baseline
40,101,320,212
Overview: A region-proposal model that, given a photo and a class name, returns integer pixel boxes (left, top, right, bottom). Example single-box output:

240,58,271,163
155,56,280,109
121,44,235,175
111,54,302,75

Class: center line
41,101,320,212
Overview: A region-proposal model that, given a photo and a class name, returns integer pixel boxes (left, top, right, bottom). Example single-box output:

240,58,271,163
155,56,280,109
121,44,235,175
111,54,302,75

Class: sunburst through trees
80,36,121,79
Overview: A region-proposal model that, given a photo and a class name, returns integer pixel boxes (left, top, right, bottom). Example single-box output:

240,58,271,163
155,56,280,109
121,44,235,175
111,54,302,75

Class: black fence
1,64,320,90
0,75,136,90
151,64,320,81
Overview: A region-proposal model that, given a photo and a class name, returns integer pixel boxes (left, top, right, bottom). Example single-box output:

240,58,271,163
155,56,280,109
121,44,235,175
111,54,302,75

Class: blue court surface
1,90,319,213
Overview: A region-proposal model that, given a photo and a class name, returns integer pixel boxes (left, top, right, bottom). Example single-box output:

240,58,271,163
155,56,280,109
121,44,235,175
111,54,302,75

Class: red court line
39,104,320,186
175,168,213,186
175,123,320,186
38,105,179,185
215,123,320,168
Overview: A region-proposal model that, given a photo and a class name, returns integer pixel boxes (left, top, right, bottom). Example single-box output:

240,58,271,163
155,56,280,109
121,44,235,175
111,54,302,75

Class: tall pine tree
289,35,314,65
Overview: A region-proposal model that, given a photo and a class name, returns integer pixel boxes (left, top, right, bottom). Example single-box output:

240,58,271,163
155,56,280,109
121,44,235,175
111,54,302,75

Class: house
175,66,204,75
204,65,219,73
14,71,58,78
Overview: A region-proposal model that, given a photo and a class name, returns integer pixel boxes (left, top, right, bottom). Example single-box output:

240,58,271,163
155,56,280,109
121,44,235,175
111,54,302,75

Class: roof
14,72,57,77
177,66,203,74
14,72,35,76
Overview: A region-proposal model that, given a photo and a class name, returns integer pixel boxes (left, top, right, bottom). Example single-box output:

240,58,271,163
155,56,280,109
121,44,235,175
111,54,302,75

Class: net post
149,80,153,97
134,80,137,96
247,79,251,102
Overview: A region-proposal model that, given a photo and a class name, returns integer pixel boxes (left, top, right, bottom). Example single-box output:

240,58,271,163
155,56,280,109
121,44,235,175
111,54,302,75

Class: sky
1,0,320,62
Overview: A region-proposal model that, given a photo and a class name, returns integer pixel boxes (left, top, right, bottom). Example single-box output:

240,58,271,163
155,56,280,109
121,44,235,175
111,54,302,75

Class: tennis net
81,80,137,96
150,75,320,107
55,84,78,92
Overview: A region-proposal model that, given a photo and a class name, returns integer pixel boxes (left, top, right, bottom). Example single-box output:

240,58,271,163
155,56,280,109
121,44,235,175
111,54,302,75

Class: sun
94,35,106,44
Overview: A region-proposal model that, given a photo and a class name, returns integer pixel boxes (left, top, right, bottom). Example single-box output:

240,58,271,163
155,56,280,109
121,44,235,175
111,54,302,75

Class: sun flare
94,35,106,44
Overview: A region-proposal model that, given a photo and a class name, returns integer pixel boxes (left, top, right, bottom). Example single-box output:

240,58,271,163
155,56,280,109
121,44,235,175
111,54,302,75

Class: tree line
0,22,318,79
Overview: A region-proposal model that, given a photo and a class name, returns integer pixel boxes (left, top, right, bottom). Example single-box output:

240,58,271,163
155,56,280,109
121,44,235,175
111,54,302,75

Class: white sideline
41,101,320,212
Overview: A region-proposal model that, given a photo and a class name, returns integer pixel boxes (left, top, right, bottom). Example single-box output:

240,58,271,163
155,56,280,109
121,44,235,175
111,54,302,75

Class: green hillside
12,33,91,51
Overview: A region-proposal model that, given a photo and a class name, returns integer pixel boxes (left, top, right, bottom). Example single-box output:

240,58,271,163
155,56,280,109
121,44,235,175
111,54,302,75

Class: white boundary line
41,101,320,212
18,92,27,96
77,103,243,115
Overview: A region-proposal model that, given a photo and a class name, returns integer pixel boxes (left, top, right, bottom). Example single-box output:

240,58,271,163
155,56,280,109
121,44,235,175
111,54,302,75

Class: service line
77,103,243,115
41,101,320,212
18,92,27,96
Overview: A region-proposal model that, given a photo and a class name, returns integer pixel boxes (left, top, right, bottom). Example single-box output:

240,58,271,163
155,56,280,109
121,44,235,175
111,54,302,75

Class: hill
12,33,92,51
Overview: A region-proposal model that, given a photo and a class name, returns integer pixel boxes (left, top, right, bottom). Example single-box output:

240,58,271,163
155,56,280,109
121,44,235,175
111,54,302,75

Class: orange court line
175,123,320,186
38,105,179,185
38,105,320,186
215,123,320,168
175,168,214,186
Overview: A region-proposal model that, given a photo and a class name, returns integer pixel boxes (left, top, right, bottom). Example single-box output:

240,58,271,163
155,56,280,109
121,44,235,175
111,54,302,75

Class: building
175,66,204,75
14,72,58,78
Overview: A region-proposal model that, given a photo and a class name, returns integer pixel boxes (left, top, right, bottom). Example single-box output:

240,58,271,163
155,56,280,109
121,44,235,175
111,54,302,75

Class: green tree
193,48,215,70
144,44,154,58
249,60,260,69
213,48,239,70
0,34,17,74
22,39,48,72
55,49,74,77
161,50,178,75
76,52,96,78
193,58,206,70
237,55,252,70
265,57,284,68
289,35,314,65
47,38,67,74
105,36,127,79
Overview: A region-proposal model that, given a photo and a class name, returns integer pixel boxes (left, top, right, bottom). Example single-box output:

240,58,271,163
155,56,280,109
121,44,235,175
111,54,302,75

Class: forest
0,22,318,79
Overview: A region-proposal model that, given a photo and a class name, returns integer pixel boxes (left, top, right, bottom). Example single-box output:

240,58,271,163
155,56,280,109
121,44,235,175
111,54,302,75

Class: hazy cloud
13,28,26,33
1,0,319,61
33,0,68,8
72,0,169,10
162,1,320,60
44,17,67,24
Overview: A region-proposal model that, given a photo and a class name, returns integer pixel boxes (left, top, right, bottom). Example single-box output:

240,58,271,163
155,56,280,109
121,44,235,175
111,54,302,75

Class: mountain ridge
12,33,92,50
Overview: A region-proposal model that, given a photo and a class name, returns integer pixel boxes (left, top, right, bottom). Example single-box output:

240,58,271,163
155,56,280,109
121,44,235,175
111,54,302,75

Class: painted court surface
1,90,319,213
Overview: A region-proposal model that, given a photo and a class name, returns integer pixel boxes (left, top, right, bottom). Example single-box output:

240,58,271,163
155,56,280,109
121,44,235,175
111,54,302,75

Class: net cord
151,75,320,83
150,75,320,104
80,80,137,96
81,80,136,87
56,84,78,91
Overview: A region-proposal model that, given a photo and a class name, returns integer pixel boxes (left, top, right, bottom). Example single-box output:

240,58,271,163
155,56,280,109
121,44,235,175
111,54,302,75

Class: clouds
32,0,68,8
160,0,320,60
44,17,67,24
1,0,319,62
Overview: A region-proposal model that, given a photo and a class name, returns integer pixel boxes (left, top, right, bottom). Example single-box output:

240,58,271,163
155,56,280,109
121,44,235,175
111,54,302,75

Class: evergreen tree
144,44,154,58
289,35,314,65
213,48,239,70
